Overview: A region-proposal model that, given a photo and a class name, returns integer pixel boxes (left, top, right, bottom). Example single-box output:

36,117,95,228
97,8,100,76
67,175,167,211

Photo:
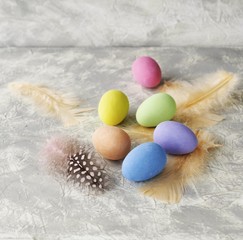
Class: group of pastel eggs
92,56,198,182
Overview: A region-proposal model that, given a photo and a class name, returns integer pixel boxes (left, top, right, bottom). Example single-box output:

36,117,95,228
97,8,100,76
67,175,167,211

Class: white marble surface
0,47,243,239
0,0,242,47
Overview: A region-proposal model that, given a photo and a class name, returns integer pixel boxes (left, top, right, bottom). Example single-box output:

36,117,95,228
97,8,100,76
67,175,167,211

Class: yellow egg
98,90,129,125
92,126,131,160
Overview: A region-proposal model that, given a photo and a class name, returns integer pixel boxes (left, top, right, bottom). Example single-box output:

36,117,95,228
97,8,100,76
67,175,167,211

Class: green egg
136,93,176,127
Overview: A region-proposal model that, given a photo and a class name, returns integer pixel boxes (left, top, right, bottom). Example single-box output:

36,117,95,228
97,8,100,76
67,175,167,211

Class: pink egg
132,56,162,88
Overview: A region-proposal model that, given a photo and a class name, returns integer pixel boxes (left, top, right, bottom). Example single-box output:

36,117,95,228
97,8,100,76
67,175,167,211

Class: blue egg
122,142,167,182
154,121,198,155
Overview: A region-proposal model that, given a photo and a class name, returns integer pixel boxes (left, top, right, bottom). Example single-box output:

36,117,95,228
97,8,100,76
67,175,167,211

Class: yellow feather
184,73,233,108
160,71,239,128
124,71,239,140
124,71,238,203
8,82,93,126
140,130,219,203
122,124,154,143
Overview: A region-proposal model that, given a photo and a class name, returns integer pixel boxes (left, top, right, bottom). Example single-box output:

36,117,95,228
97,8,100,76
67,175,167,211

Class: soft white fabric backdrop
0,1,243,239
0,47,243,240
0,0,242,47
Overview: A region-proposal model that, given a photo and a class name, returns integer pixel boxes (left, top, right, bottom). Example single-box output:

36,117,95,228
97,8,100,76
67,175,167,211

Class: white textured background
0,1,243,240
0,47,243,240
0,0,242,47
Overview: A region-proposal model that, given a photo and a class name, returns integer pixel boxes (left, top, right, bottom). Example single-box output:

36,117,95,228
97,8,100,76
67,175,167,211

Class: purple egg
153,121,198,155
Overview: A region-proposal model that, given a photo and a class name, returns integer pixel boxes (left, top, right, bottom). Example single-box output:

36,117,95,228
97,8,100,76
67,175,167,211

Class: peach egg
92,126,131,160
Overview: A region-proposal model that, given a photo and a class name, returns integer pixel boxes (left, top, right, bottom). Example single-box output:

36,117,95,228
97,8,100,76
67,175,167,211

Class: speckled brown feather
67,147,108,190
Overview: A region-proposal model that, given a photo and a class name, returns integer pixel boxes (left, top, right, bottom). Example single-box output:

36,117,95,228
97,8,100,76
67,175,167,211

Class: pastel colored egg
122,142,167,182
154,121,198,155
92,126,131,160
98,90,129,125
136,93,176,127
132,56,162,88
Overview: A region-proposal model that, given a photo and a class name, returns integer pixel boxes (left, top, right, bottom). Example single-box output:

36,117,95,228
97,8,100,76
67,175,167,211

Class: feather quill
161,71,239,128
140,130,219,203
8,82,93,126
